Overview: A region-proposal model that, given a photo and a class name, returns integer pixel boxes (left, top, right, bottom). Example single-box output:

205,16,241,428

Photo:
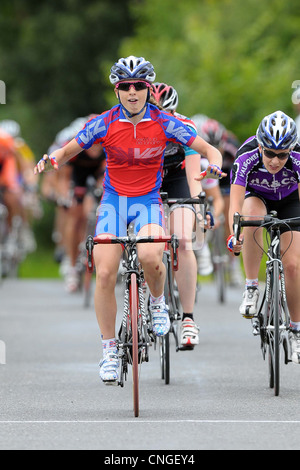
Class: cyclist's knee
177,234,193,251
95,266,117,289
284,259,300,280
139,248,163,270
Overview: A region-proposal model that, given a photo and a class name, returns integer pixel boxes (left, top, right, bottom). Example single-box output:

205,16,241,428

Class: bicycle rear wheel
130,272,139,417
213,226,227,304
267,261,280,396
83,270,93,308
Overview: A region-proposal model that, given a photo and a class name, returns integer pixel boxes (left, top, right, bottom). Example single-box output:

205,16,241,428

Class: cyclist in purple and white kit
228,110,300,364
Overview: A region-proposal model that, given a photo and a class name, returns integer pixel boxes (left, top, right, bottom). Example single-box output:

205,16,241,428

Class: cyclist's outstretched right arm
34,138,83,174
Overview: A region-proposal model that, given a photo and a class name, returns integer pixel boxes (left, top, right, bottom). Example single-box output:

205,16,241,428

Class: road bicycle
233,211,300,396
0,189,26,280
205,195,228,304
158,191,207,384
86,232,179,417
77,177,103,307
0,202,8,282
210,213,228,303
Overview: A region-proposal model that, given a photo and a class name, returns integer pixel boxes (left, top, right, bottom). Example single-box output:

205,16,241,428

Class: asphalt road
1,277,300,450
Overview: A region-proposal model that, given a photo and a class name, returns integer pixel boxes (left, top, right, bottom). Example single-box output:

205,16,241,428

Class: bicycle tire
216,261,226,304
83,270,93,308
213,226,226,304
159,333,170,384
130,272,140,417
267,260,280,396
161,252,172,384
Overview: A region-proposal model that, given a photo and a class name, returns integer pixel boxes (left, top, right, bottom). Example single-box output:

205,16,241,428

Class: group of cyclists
40,116,106,293
0,119,41,277
3,53,296,383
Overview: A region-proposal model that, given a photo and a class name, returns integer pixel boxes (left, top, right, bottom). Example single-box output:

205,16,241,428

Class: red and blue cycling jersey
75,103,197,197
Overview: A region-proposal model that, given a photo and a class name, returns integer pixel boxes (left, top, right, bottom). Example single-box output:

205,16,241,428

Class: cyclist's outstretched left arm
34,138,83,174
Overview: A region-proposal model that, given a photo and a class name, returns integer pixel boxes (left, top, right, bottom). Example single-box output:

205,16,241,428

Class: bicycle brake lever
86,235,94,272
171,234,179,271
233,212,241,257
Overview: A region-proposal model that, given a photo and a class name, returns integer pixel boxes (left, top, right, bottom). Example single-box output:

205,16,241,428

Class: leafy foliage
0,0,133,154
1,0,300,150
121,0,300,142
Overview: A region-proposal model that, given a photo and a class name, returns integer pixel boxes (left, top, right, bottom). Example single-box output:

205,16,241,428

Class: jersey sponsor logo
135,137,164,146
79,119,106,144
107,145,165,165
239,153,258,177
165,121,191,144
249,174,298,190
290,155,300,167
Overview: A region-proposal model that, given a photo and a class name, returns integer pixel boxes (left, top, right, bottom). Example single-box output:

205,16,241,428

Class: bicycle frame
86,233,178,417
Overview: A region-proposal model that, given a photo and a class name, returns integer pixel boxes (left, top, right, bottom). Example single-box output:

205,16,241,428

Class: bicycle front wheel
130,272,140,417
267,261,280,396
161,252,173,384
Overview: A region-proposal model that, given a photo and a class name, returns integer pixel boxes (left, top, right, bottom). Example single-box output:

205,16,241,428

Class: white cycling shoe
99,351,119,385
149,297,170,337
239,287,259,318
289,330,300,365
180,318,200,349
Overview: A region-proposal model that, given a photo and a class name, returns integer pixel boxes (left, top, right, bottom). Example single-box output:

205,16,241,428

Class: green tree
120,0,300,141
0,0,134,155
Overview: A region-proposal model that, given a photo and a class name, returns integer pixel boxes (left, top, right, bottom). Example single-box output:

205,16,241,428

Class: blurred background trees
0,0,134,153
1,0,300,152
1,0,300,275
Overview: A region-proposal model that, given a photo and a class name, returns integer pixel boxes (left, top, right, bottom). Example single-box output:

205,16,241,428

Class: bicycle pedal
178,345,194,351
243,315,256,320
103,379,119,387
242,308,255,319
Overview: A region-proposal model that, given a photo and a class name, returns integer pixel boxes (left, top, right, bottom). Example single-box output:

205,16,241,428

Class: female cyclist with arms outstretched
35,56,224,384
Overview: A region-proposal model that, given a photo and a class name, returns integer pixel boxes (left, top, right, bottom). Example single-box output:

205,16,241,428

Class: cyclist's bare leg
2,189,23,227
65,201,86,267
281,231,300,323
93,242,123,339
170,206,197,312
241,196,266,279
137,223,166,297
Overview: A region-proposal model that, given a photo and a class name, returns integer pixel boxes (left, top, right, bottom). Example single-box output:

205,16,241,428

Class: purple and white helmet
109,56,156,85
256,110,298,149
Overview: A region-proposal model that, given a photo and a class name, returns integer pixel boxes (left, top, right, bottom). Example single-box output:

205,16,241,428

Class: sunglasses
263,148,290,160
116,81,150,92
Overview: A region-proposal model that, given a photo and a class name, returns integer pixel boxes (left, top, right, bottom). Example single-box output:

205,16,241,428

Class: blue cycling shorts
95,190,165,237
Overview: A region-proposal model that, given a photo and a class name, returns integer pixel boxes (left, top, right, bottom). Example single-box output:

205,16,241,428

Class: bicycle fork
118,273,151,387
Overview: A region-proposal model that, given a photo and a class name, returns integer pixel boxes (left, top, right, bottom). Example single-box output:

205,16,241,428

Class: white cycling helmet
151,83,178,111
0,119,21,138
109,56,156,84
256,110,298,150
